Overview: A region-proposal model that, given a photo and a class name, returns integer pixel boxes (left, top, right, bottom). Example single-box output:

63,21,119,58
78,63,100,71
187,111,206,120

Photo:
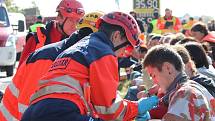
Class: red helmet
96,11,141,47
56,0,85,18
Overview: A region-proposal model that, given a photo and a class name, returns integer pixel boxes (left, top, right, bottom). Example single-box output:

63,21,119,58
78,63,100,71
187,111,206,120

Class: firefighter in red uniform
18,0,85,67
21,12,158,121
0,12,102,121
157,8,181,34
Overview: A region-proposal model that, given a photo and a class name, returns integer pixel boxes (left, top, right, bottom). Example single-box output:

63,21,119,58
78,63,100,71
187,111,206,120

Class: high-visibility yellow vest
151,19,161,34
29,23,45,32
159,16,179,34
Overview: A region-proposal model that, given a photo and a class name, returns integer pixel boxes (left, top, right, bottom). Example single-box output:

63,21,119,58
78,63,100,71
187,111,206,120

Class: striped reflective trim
94,94,127,120
18,103,28,114
39,75,83,95
33,75,92,115
116,101,127,120
94,94,123,115
8,83,19,98
0,103,18,121
30,85,83,102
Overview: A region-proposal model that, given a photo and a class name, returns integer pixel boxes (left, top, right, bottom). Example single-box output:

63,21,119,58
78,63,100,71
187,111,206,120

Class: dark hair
170,38,180,45
77,27,93,39
138,46,148,53
189,17,194,21
212,46,215,61
150,35,161,42
201,42,210,52
172,45,191,64
177,37,197,44
129,11,137,19
170,33,185,45
143,45,184,71
191,22,208,36
37,15,43,20
98,21,126,40
184,42,209,68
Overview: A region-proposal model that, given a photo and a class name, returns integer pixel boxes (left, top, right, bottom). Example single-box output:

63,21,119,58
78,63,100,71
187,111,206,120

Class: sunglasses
66,8,84,15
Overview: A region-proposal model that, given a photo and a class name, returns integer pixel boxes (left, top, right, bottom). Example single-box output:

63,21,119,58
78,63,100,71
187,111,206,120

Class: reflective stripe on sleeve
94,94,127,119
117,101,127,120
18,103,28,114
0,103,18,121
8,83,19,98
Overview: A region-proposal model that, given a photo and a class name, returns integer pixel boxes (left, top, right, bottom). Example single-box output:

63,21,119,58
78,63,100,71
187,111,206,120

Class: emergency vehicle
0,0,25,76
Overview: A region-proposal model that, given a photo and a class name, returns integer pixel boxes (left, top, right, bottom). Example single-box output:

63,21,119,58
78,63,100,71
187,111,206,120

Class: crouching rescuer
21,11,158,121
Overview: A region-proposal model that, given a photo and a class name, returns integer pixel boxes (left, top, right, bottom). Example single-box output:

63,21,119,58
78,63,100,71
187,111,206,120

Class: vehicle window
0,7,9,27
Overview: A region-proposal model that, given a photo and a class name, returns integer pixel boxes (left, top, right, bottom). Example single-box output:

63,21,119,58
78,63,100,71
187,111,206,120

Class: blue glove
136,111,151,121
138,95,158,114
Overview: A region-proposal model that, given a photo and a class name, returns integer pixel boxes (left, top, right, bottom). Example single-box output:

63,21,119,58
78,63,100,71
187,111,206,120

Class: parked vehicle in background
9,12,27,60
0,1,25,77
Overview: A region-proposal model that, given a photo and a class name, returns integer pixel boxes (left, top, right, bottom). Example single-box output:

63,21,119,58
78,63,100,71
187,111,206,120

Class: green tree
5,0,20,12
5,0,13,7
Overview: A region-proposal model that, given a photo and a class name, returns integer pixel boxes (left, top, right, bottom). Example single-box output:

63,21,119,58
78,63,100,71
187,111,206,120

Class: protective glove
138,95,158,114
135,111,151,121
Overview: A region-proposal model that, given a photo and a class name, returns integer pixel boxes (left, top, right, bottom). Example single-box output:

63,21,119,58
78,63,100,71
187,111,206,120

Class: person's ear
186,61,193,69
111,30,121,42
162,62,173,75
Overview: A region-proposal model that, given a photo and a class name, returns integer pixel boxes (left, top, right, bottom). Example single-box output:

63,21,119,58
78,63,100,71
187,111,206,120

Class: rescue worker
0,12,102,121
18,0,85,67
148,9,161,34
29,15,45,32
21,11,158,121
157,8,181,34
182,17,196,36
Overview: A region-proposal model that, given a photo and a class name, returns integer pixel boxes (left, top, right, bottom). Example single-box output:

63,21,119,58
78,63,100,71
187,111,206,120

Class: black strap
113,41,130,51
58,17,69,37
44,21,54,45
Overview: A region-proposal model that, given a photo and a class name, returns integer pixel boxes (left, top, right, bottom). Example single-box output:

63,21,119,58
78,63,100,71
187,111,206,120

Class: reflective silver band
0,103,18,121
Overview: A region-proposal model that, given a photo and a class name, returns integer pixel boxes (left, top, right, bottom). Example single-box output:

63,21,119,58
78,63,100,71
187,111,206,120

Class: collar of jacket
164,16,173,20
202,32,215,43
161,72,188,106
91,32,115,51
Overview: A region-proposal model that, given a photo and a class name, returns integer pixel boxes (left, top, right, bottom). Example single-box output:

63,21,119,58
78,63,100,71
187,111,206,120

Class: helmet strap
113,41,130,51
59,17,69,36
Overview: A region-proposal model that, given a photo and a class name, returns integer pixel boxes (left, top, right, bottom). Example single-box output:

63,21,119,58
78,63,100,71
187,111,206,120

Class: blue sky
14,0,214,18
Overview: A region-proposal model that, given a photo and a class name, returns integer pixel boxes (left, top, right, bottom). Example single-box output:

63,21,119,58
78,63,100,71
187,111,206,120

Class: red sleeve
0,61,27,120
174,17,182,31
90,55,138,120
157,18,164,30
18,36,37,68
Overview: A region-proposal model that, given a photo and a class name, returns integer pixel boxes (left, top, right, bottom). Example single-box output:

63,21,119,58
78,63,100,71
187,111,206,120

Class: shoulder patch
49,57,71,71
